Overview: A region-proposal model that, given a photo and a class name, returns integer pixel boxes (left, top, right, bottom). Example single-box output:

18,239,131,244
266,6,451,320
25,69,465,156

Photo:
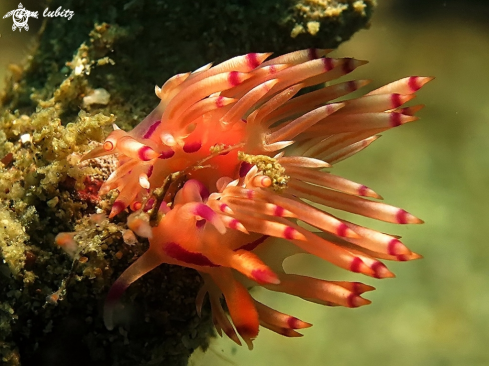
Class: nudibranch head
80,49,431,349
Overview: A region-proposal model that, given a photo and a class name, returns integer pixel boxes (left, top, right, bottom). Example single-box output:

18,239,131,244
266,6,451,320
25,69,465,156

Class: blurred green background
1,1,488,365
194,2,489,365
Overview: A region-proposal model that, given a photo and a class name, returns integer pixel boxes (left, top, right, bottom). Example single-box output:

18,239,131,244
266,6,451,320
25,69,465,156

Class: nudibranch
77,49,431,349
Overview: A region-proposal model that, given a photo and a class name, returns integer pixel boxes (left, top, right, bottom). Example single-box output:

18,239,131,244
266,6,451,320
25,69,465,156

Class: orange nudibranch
77,48,431,349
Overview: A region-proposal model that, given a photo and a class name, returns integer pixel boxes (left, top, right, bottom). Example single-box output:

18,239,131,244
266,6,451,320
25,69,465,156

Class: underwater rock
0,1,375,365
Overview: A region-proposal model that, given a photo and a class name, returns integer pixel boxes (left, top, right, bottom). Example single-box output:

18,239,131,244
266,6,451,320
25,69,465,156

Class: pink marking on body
347,293,359,308
274,205,285,217
358,185,368,196
396,209,408,224
390,112,402,127
235,324,258,339
239,162,253,177
110,200,126,217
342,58,354,73
269,65,277,74
165,242,218,267
397,255,409,262
143,197,155,212
138,146,156,161
219,203,230,212
387,238,401,255
408,76,421,92
347,80,358,92
183,141,202,153
159,150,175,159
229,219,240,230
371,261,387,278
147,165,154,178
323,58,334,71
216,96,225,108
391,93,402,108
336,222,348,237
352,282,361,295
246,189,254,199
246,53,260,69
193,203,216,222
287,317,300,329
238,235,268,251
228,71,241,87
143,120,161,139
398,107,408,115
283,226,297,240
350,257,362,273
308,48,318,60
250,268,280,285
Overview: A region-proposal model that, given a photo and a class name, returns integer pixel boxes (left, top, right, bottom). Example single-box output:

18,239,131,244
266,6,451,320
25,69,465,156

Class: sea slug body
72,49,432,349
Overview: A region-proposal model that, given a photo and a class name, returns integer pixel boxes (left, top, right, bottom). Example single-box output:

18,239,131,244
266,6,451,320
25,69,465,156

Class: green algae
0,0,374,365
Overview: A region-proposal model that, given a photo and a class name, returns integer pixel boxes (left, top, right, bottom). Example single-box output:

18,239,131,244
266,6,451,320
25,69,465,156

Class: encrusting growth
57,48,432,349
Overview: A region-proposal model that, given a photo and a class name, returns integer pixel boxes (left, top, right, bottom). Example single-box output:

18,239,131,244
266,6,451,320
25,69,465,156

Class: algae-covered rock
0,0,374,365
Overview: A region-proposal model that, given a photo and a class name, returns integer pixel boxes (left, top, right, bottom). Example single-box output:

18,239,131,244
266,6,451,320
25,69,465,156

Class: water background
2,1,488,365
